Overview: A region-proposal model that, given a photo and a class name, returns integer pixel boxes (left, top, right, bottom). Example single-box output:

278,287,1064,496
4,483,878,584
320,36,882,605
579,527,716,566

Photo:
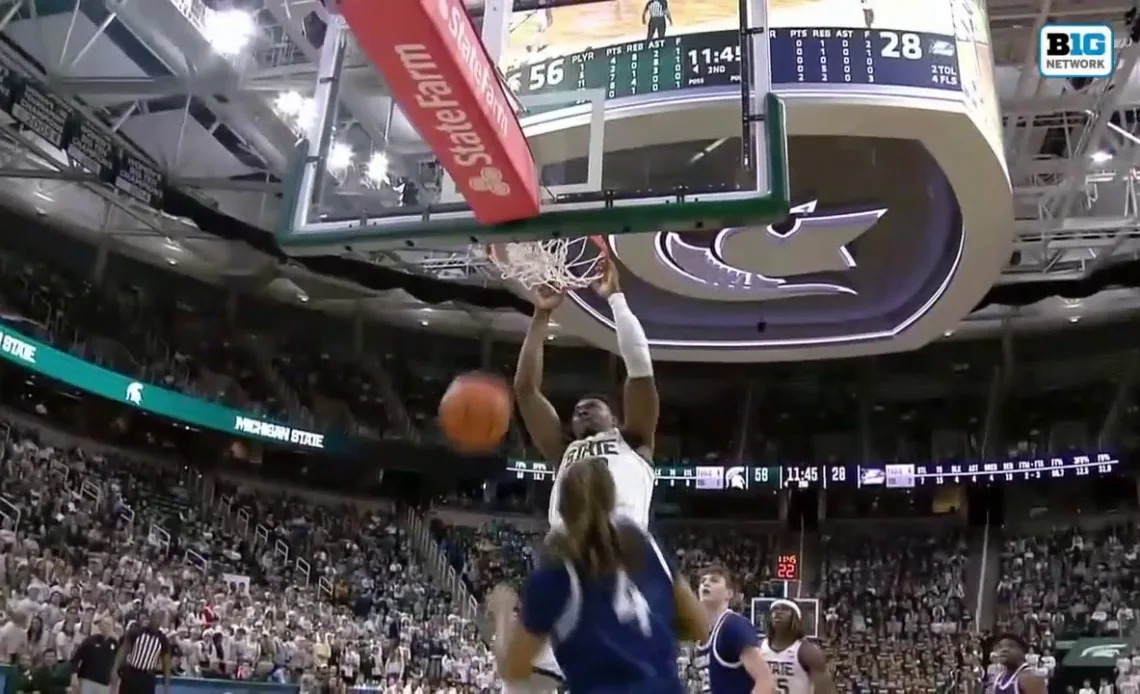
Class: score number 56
507,57,566,93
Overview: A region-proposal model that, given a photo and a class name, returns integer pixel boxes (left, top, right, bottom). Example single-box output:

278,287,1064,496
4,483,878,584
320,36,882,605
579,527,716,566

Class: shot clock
776,554,800,581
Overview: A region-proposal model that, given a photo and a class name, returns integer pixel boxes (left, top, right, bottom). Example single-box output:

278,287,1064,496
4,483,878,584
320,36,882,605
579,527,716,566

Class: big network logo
1039,24,1114,78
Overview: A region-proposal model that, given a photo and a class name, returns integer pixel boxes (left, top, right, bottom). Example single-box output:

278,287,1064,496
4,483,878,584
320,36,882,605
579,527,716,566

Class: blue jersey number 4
613,571,652,635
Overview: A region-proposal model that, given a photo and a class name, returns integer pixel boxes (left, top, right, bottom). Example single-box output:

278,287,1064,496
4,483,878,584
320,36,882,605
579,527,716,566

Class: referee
110,611,171,694
641,0,671,40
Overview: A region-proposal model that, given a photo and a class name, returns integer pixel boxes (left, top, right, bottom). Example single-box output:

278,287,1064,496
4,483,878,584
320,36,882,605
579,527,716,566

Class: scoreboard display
503,452,1120,490
506,28,960,107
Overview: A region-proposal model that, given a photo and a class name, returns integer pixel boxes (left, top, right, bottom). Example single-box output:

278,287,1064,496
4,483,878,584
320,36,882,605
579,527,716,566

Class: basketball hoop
484,237,607,291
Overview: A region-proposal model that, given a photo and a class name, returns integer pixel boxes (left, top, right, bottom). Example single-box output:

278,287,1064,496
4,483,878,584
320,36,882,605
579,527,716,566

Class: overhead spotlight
364,151,390,186
295,99,317,133
326,142,354,173
1091,150,1114,163
202,9,256,57
273,91,305,117
272,91,317,136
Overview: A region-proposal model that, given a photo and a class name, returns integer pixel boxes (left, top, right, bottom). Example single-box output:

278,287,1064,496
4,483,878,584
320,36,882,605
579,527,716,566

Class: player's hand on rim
532,284,564,312
591,257,620,298
487,584,520,617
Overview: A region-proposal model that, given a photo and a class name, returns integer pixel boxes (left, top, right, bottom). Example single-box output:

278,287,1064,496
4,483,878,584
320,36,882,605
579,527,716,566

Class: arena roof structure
0,0,1138,348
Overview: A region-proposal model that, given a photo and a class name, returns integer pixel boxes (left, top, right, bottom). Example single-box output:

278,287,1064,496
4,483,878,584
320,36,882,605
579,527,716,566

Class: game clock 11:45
780,465,848,488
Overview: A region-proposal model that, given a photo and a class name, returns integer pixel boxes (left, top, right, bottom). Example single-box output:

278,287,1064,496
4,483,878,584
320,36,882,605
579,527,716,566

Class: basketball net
484,237,606,290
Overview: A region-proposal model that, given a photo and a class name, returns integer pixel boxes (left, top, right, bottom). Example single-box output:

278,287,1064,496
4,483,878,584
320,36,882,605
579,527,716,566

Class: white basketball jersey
549,428,654,530
759,638,812,694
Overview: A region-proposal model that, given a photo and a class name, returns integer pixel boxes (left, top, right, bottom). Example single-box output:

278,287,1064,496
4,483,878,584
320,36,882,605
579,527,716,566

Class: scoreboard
503,452,1120,490
506,28,961,109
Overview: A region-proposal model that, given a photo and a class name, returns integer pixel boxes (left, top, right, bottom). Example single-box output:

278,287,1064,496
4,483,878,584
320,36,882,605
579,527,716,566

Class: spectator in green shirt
25,649,70,694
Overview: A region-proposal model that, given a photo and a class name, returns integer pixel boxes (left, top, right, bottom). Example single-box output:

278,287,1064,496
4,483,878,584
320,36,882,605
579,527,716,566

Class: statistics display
0,72,165,210
501,0,965,106
503,452,1120,490
506,28,961,101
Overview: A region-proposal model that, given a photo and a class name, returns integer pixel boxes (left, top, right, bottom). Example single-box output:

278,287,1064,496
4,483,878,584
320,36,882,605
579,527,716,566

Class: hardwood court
504,0,836,65
502,0,957,66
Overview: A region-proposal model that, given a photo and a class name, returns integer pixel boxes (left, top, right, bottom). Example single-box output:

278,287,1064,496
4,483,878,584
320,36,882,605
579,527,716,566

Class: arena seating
997,522,1140,648
0,252,408,440
819,527,978,692
0,418,494,689
0,245,1136,694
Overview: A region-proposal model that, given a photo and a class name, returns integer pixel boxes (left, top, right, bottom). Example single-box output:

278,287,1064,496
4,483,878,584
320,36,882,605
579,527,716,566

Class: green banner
0,323,358,454
1061,638,1132,667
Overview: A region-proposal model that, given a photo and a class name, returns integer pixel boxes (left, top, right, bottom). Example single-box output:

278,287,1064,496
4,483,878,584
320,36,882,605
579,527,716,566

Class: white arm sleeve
608,293,653,378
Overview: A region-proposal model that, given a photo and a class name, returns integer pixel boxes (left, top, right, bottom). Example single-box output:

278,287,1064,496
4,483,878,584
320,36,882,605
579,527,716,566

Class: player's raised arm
672,572,711,643
592,263,659,455
513,287,567,463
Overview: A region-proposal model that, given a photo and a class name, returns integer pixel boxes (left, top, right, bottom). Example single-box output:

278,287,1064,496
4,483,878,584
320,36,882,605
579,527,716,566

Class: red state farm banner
342,0,541,225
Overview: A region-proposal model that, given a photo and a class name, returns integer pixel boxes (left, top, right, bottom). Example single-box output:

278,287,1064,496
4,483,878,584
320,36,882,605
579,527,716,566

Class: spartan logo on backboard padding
654,200,886,302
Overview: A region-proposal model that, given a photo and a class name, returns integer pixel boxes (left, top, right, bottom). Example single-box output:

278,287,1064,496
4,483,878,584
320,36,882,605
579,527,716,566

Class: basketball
439,372,512,452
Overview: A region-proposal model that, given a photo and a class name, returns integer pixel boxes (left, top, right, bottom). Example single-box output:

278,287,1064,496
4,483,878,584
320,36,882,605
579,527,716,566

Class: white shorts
503,642,563,694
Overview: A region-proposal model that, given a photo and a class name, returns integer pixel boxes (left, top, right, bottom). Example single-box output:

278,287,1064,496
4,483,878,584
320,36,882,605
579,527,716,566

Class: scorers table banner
0,66,165,209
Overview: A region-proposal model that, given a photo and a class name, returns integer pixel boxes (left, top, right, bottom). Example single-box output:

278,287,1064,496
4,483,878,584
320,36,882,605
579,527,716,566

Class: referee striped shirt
643,0,667,18
123,625,170,671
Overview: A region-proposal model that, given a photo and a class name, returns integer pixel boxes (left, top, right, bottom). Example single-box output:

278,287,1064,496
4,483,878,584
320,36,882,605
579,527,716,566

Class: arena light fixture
364,151,390,187
326,142,354,173
273,91,305,118
1091,150,1113,164
272,91,317,136
203,9,256,57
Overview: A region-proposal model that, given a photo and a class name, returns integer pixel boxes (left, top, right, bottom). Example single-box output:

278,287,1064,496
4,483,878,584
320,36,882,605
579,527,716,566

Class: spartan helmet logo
470,167,511,196
1080,643,1126,659
725,466,747,490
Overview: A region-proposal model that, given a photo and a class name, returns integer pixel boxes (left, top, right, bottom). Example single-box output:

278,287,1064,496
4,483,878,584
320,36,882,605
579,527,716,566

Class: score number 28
879,31,924,60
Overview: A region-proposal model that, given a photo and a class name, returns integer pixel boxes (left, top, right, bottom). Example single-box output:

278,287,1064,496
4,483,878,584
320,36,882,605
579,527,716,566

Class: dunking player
512,261,659,693
759,600,837,694
694,568,775,694
992,634,1046,694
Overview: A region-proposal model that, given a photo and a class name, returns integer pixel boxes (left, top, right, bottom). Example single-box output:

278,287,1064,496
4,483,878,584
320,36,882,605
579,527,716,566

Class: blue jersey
520,525,684,694
993,663,1029,694
694,610,761,694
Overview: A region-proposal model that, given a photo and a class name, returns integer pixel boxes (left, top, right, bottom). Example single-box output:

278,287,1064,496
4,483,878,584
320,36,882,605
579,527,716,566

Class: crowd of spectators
0,252,405,444
996,522,1140,694
0,421,500,693
0,244,1137,694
